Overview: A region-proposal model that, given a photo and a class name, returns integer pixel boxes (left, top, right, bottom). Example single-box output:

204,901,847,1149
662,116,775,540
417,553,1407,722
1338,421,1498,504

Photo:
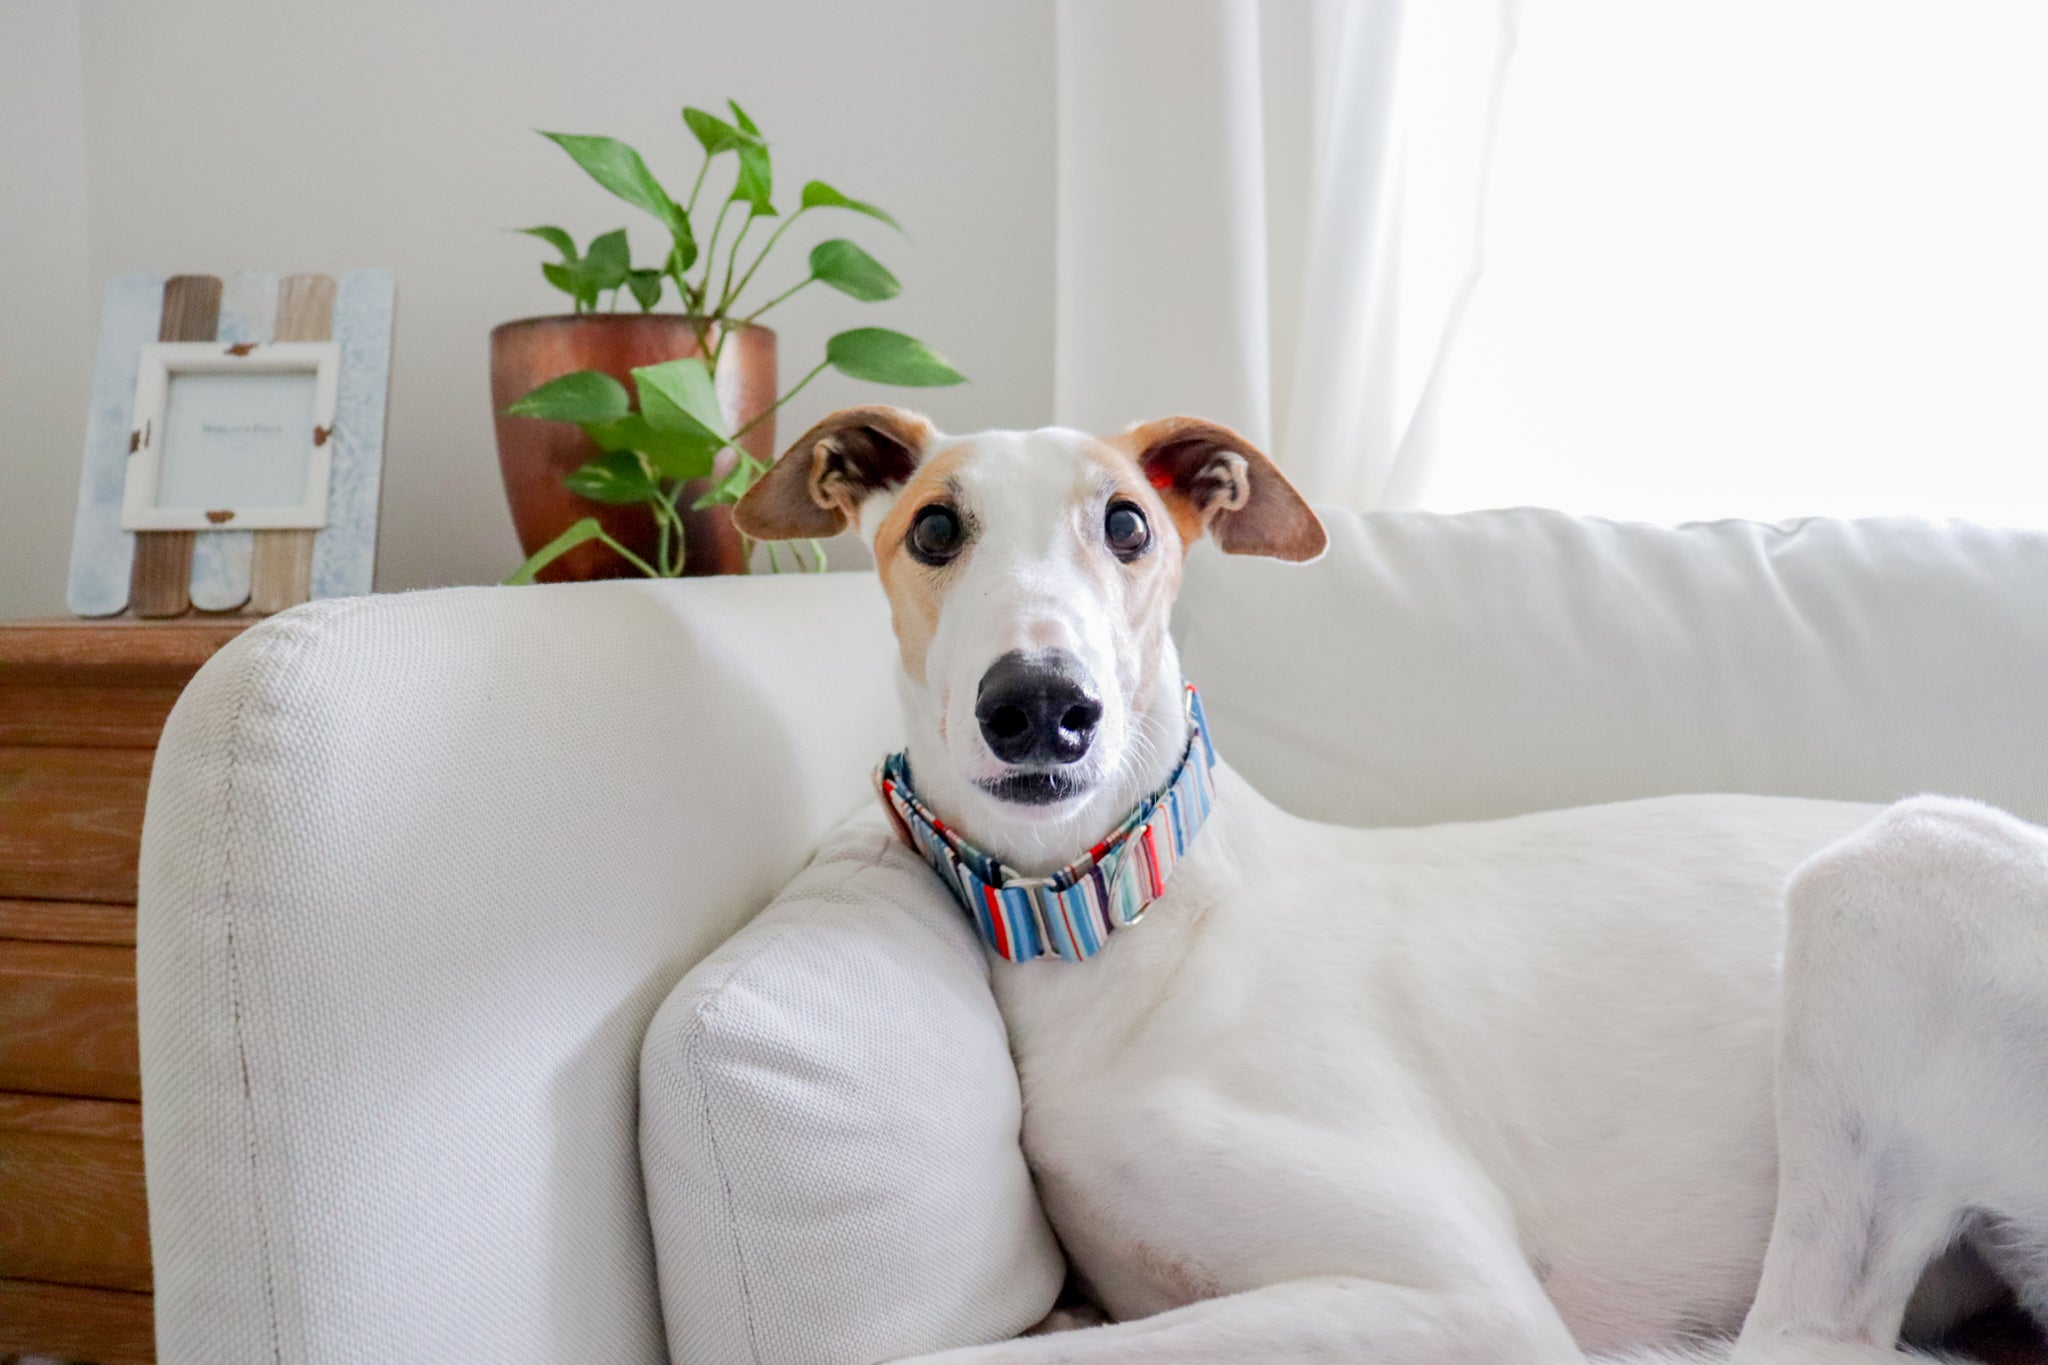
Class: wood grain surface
129,274,224,619
249,272,337,614
0,616,250,670
0,619,250,747
0,1092,150,1291
0,747,154,903
0,1279,155,1365
0,679,190,749
0,899,136,946
0,939,139,1099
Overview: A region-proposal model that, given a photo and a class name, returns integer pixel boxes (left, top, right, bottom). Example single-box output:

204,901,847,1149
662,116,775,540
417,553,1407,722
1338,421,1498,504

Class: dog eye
908,504,966,565
1104,500,1152,561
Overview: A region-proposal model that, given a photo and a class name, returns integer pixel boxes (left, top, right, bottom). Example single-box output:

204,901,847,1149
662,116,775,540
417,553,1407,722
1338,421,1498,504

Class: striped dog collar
875,683,1219,963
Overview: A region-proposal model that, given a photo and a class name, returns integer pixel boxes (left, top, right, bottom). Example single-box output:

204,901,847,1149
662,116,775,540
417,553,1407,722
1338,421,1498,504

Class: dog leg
901,1273,1587,1364
1735,798,2048,1362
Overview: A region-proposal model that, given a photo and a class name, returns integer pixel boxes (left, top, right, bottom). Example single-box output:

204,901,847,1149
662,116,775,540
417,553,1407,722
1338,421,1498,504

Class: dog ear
734,406,936,540
1121,417,1327,562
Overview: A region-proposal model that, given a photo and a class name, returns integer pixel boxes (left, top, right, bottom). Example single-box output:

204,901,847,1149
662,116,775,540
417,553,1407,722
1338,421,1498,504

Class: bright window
1419,0,2048,526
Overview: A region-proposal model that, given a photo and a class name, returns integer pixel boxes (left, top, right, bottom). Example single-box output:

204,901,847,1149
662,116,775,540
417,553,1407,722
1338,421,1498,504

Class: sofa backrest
1177,507,2048,828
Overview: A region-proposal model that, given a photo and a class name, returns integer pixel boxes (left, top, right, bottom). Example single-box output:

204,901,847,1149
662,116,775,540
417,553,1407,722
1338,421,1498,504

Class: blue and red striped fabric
875,684,1219,963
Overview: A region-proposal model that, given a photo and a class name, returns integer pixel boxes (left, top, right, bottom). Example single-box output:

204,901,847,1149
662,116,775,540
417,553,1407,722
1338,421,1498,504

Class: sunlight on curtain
1419,0,2048,527
1053,0,1516,509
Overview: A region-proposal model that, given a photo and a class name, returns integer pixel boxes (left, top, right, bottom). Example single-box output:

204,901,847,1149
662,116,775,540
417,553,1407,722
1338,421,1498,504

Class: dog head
735,406,1325,869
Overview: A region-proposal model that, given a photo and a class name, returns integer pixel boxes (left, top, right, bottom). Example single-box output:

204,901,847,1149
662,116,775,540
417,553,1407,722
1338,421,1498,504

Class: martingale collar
875,683,1219,963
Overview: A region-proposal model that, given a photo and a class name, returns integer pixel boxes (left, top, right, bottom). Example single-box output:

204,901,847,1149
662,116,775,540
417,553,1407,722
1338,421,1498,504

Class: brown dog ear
1119,417,1327,562
734,406,936,540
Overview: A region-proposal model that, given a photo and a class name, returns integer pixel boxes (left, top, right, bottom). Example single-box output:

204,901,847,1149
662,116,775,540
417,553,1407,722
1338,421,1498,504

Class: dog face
736,407,1325,866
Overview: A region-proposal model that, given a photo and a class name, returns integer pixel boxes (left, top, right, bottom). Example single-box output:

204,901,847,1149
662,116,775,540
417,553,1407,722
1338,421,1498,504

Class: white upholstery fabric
640,807,1064,1364
139,509,2048,1363
138,574,897,1365
1178,507,2048,828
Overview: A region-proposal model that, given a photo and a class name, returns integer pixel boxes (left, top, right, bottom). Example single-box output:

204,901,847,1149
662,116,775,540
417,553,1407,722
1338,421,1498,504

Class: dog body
995,773,1872,1351
735,412,2048,1364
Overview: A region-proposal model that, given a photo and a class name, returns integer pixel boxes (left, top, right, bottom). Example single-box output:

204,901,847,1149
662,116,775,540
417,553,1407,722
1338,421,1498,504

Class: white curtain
1418,0,2048,528
1053,0,1519,508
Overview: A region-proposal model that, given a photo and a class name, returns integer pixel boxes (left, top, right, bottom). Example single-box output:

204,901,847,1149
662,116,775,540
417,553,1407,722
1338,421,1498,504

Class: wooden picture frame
121,340,341,533
66,270,395,618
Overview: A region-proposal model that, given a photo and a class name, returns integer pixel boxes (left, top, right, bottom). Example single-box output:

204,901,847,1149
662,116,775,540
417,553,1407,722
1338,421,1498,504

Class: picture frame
66,269,395,618
121,340,341,533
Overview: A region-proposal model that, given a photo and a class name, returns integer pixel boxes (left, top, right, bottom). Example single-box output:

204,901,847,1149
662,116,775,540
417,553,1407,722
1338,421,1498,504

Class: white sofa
136,507,2048,1364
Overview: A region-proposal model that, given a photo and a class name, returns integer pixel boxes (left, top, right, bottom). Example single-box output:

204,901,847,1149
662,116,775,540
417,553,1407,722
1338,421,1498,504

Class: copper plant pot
490,315,777,581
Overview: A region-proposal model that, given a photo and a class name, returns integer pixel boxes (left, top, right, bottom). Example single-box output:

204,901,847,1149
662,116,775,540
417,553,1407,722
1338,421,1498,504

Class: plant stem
716,215,756,318
598,527,660,579
739,275,814,326
709,215,762,373
684,150,713,219
691,315,717,377
697,199,735,306
668,257,694,314
726,207,809,315
669,480,695,575
731,358,830,449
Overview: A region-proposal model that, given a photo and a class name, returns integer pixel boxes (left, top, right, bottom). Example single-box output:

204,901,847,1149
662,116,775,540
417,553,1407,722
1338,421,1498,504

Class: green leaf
689,453,764,510
726,99,774,216
666,237,698,277
539,260,580,302
825,328,967,387
800,180,901,231
517,225,578,260
632,358,728,441
505,369,631,422
540,131,688,239
682,106,759,156
732,148,775,216
626,269,665,311
565,449,660,505
577,228,631,292
506,517,607,585
585,414,720,481
808,239,900,302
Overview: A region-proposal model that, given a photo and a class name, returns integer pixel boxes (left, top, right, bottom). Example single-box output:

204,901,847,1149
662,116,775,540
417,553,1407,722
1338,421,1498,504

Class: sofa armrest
137,574,897,1364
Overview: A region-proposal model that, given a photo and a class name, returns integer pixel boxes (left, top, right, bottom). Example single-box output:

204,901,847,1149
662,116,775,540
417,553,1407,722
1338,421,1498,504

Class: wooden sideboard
1,618,250,1365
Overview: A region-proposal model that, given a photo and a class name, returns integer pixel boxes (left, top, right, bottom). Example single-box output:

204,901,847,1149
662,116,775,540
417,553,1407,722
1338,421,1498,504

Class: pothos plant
504,99,964,581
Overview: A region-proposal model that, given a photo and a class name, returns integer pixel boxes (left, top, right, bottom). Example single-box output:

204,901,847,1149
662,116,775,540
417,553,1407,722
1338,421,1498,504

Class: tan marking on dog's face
738,409,1320,867
1110,417,1328,562
1103,428,1209,548
871,441,976,679
1074,436,1187,712
857,427,1201,864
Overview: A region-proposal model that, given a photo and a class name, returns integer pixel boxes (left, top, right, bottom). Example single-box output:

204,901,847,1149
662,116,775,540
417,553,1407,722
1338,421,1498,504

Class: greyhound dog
733,408,2048,1365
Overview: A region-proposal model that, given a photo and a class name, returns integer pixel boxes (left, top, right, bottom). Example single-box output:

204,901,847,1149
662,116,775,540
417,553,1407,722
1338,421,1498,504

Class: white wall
0,0,93,618
0,0,1054,617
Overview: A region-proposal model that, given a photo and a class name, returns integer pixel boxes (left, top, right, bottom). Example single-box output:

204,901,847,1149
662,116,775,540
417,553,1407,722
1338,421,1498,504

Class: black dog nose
976,650,1103,765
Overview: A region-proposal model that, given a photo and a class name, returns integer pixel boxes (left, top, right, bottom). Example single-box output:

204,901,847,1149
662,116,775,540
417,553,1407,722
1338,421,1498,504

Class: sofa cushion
1177,508,2048,828
640,806,1063,1364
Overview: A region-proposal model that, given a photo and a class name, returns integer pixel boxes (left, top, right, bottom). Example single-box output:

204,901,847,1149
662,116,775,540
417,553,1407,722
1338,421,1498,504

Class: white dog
735,409,2048,1365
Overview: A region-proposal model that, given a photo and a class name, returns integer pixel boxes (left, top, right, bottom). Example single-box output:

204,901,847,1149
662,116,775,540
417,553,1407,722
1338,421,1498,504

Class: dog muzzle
875,683,1219,963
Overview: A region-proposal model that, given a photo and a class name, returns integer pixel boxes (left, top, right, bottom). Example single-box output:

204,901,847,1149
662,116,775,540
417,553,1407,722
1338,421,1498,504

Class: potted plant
491,99,964,582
